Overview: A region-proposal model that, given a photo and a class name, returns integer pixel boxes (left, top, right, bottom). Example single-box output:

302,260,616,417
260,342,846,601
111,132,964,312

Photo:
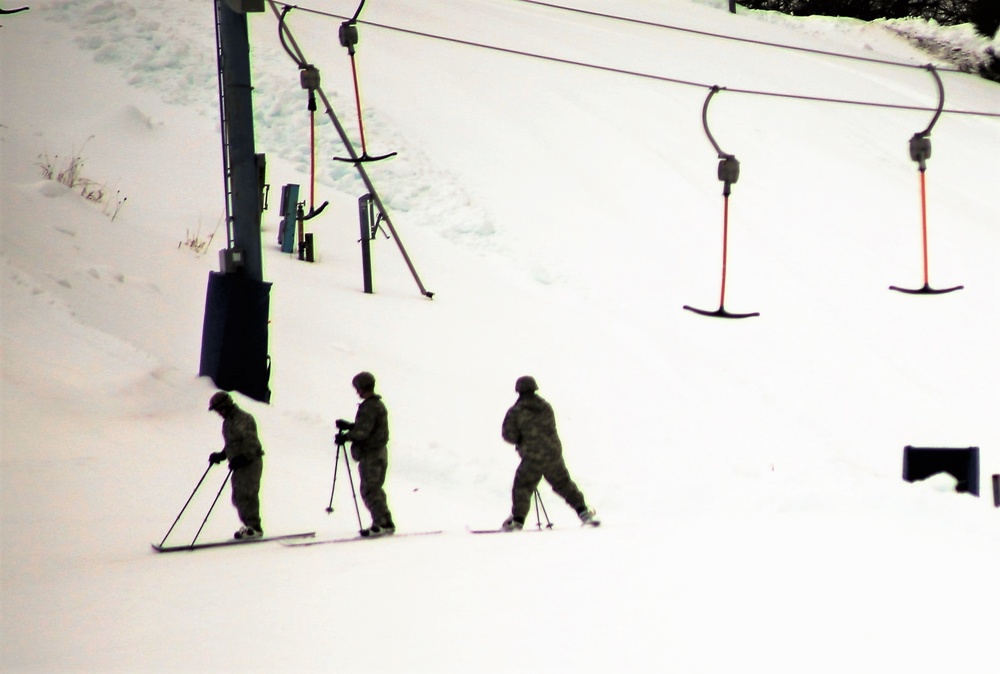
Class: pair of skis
469,520,601,534
151,530,442,552
152,532,316,553
280,530,442,548
152,522,600,552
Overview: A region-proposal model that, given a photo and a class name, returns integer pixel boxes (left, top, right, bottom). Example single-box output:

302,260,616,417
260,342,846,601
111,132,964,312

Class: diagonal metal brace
271,1,433,298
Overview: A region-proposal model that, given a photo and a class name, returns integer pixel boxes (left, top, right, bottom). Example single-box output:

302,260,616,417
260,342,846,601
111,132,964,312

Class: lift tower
199,0,272,403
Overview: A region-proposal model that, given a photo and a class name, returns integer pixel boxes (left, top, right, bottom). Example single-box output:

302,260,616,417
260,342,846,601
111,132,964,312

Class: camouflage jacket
347,394,389,459
222,406,264,464
502,393,563,461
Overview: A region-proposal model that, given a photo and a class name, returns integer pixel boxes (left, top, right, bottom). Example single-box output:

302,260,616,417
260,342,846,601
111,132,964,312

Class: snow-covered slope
2,1,999,672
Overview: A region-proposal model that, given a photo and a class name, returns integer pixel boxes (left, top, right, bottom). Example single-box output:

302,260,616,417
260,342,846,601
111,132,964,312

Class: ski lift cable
277,3,1000,120
513,0,967,74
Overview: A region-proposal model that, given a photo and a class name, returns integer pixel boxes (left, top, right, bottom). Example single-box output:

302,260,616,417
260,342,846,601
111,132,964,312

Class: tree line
739,1,1000,38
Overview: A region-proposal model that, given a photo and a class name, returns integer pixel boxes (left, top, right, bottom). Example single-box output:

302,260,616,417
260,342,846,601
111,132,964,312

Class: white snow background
2,1,1000,672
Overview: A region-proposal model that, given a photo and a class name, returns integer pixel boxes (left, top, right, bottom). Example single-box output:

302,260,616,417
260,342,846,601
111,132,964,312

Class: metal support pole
359,194,374,293
270,1,433,298
201,1,273,404
217,0,264,282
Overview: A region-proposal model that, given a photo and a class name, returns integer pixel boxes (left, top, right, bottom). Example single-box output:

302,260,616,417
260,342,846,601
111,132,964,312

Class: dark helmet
208,391,234,412
352,371,376,393
515,376,538,394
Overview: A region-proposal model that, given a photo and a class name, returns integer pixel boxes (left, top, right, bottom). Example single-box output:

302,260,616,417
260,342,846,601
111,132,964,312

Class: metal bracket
909,64,944,171
702,86,740,196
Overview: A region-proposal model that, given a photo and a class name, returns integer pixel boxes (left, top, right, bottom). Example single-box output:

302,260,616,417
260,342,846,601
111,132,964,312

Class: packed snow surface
2,1,1000,672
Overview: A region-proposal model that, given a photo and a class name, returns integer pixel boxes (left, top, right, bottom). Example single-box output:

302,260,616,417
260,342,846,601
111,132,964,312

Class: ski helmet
208,391,234,412
352,371,376,393
515,376,538,394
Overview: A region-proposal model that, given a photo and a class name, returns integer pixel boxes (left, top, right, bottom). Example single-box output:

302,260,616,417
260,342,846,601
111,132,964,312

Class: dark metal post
217,0,264,281
200,1,272,404
359,194,374,294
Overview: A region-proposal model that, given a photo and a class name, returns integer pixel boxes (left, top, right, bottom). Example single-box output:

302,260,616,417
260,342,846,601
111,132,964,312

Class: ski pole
326,439,343,513
343,449,365,531
157,464,214,548
537,490,552,528
190,468,233,548
534,489,553,529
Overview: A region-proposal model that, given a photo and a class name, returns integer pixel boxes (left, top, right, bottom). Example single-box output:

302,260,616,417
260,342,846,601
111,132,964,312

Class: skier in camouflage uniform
336,372,396,538
500,376,598,531
207,391,265,539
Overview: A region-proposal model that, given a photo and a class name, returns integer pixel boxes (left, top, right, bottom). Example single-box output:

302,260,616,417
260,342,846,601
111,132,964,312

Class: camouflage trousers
511,453,586,522
359,449,394,528
231,457,263,531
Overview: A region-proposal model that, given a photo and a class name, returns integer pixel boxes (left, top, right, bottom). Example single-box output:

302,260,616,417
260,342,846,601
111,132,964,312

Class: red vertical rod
719,194,730,308
919,169,929,287
349,53,368,155
309,109,316,211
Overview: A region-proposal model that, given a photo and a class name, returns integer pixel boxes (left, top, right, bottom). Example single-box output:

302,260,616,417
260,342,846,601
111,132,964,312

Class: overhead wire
274,3,1000,119
513,0,967,73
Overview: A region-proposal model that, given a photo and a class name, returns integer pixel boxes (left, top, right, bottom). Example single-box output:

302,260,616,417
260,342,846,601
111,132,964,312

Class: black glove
335,432,350,446
229,454,252,471
208,451,226,465
335,419,355,431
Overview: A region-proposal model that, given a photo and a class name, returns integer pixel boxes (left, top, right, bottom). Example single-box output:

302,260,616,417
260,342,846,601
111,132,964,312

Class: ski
467,526,553,534
280,530,443,547
151,531,316,553
468,521,600,534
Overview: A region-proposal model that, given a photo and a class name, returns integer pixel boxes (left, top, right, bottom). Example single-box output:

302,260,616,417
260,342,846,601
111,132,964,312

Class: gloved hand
208,451,226,465
335,432,350,446
335,419,355,431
